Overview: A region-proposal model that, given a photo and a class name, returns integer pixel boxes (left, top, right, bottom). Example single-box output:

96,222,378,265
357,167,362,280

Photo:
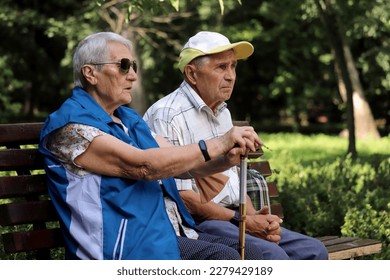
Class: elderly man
38,31,264,260
144,31,328,260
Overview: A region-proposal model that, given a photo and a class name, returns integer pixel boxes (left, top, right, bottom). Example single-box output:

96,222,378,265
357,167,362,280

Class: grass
259,132,390,167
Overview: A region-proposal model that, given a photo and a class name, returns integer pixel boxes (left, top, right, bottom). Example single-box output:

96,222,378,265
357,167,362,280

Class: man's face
93,42,137,112
191,49,237,112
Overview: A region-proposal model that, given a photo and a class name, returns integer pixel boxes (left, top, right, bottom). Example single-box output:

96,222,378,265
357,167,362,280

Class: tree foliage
0,0,388,139
0,0,106,121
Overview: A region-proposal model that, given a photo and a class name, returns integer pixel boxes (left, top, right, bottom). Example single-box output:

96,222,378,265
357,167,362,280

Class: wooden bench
233,120,382,260
0,122,64,259
0,122,383,260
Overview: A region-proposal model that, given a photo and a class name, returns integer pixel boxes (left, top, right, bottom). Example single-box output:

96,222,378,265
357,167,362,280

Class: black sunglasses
89,58,137,74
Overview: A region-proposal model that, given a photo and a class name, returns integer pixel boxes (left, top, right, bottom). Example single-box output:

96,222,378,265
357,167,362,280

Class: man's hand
245,206,283,243
220,126,262,155
220,126,262,166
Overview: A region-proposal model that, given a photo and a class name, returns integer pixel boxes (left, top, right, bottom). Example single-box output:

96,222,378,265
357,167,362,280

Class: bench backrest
0,122,64,259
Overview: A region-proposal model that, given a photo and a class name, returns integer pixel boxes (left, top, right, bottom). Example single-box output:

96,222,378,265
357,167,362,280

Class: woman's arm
75,126,260,181
155,127,262,179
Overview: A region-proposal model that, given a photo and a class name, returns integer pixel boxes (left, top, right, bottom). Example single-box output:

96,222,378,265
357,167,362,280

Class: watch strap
198,140,211,161
229,211,240,227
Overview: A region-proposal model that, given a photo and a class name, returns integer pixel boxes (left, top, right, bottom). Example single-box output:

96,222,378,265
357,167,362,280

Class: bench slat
0,123,42,145
0,201,59,226
248,161,272,177
270,203,284,218
2,228,64,254
248,150,264,159
267,182,279,197
319,236,358,246
0,174,47,198
0,149,44,171
327,239,382,260
232,121,250,127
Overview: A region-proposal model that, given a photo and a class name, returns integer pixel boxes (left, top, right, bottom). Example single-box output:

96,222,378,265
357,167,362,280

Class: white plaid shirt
144,81,240,208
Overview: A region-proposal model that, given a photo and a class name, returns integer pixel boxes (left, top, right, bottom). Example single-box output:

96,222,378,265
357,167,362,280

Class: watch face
199,140,206,150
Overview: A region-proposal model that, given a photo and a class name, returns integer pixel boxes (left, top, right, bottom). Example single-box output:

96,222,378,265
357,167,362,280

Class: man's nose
225,68,236,80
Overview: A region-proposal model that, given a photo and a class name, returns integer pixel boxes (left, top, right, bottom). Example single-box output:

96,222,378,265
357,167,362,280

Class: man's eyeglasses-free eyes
88,58,137,74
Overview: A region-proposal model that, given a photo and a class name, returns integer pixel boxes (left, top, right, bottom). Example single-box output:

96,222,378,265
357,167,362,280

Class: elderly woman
39,32,262,260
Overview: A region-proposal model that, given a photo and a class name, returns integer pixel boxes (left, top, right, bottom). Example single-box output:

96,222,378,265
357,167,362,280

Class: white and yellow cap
178,31,254,73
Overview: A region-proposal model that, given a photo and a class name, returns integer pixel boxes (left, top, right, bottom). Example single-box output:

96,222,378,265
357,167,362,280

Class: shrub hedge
262,133,389,260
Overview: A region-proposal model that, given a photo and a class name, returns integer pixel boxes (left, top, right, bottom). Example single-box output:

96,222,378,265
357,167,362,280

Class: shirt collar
180,80,227,117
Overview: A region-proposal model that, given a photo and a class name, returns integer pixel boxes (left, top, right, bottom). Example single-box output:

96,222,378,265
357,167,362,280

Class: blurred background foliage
0,0,388,137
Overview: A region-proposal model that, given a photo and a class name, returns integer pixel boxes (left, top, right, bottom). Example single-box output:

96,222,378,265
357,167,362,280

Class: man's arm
181,189,282,243
179,190,236,222
155,132,260,179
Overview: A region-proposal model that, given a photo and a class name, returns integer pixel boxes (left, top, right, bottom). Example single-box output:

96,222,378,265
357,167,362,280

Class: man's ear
184,64,197,85
81,65,98,85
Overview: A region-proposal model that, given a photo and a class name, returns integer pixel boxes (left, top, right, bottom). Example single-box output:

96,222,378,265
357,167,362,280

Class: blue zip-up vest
39,87,196,259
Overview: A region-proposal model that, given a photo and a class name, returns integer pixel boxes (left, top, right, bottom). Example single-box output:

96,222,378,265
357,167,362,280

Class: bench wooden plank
0,200,59,225
327,239,382,260
266,182,279,197
0,149,44,171
270,203,283,218
0,122,42,146
318,236,358,245
2,228,64,253
0,174,47,198
248,161,272,177
0,122,62,259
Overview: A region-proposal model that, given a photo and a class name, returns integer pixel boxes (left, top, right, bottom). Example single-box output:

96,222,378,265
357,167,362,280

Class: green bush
341,158,390,260
261,133,390,260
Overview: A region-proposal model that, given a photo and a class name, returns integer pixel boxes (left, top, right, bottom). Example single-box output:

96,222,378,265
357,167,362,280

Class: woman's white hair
73,32,133,87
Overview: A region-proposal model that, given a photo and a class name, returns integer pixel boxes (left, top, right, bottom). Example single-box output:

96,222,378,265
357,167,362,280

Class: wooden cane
238,151,249,259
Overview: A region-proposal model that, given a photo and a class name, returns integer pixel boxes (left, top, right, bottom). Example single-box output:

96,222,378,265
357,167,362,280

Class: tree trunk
315,0,380,145
315,0,357,156
335,45,381,140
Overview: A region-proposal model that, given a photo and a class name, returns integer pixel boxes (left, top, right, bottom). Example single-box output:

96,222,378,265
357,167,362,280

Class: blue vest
39,87,195,259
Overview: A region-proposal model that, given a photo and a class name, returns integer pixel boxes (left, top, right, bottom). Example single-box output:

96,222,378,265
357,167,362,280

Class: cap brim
178,41,254,72
206,41,254,60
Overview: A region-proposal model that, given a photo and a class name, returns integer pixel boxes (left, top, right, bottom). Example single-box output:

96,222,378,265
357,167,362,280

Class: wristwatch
198,140,211,161
230,211,240,227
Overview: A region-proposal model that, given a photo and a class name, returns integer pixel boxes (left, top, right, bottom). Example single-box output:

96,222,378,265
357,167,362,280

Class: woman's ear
81,65,97,85
184,64,197,85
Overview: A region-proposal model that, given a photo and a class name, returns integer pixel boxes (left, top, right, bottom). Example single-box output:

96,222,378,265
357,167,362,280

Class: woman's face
92,42,137,113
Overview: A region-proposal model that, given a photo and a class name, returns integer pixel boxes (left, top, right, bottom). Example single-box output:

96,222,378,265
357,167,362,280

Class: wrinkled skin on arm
74,125,261,181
